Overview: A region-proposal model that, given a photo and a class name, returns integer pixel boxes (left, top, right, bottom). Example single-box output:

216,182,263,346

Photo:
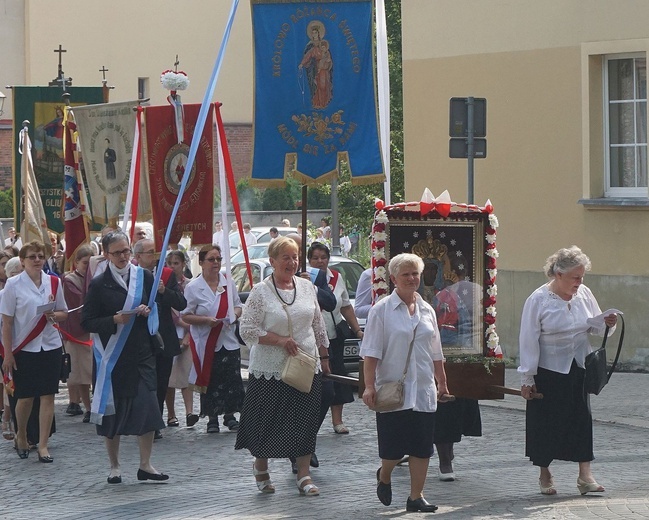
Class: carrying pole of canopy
301,185,307,272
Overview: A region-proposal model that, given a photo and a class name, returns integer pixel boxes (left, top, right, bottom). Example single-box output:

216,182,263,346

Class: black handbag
332,313,355,340
55,326,72,383
584,315,625,395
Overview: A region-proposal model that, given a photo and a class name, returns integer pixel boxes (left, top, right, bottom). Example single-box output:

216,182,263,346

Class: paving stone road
1,369,647,519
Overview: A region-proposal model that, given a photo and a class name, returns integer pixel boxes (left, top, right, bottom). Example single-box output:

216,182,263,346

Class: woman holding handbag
235,236,330,496
361,253,449,513
0,240,68,462
519,246,617,496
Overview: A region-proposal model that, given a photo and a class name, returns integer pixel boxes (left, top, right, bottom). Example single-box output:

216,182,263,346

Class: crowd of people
0,222,618,511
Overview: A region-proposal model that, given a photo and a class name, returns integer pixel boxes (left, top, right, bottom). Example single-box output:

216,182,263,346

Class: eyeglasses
141,250,156,255
25,254,45,261
108,249,132,258
204,257,223,263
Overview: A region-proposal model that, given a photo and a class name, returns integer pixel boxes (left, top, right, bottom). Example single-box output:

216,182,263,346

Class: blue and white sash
90,266,144,425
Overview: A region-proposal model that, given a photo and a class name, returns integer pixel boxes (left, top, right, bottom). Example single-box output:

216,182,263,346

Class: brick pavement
0,369,647,519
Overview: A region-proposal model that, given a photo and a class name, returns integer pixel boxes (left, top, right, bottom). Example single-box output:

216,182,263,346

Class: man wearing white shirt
242,223,257,248
212,221,225,249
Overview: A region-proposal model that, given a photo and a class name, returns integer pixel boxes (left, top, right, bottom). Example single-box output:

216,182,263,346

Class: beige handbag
281,348,317,393
266,277,317,393
370,324,418,413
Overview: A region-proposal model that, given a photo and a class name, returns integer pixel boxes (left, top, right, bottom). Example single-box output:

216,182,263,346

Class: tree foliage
0,188,13,218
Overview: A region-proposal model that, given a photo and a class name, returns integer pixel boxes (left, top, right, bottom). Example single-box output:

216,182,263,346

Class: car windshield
328,260,364,300
230,244,270,264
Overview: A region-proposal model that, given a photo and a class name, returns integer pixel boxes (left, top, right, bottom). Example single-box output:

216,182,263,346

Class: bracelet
320,356,329,360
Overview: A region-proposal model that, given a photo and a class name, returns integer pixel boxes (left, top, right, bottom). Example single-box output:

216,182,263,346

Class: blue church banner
250,0,385,185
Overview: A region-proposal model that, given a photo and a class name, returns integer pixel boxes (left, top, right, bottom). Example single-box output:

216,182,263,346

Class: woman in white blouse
361,253,449,513
1,241,68,462
235,237,330,497
181,245,244,433
518,246,617,496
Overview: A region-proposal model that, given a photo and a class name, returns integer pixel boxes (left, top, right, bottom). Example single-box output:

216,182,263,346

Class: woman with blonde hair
235,236,330,496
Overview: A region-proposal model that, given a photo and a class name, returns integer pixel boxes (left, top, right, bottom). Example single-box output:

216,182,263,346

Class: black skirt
525,361,594,467
96,375,165,439
235,373,322,459
433,398,482,444
329,336,355,406
376,409,435,460
13,347,62,398
200,348,245,417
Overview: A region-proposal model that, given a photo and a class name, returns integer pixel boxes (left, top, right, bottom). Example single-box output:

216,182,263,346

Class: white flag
19,128,50,246
73,101,151,226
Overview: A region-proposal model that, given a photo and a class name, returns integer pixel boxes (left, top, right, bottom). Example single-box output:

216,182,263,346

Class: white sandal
333,423,349,434
253,462,275,493
297,475,320,496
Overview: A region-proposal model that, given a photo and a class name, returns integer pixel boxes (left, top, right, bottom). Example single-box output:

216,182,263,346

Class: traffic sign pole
467,96,475,205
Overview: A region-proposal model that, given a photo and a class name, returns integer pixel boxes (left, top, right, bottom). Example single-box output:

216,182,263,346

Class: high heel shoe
539,477,557,495
577,477,605,495
253,462,275,493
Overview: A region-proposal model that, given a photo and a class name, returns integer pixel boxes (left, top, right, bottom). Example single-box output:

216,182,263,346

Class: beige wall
0,0,26,119
402,1,649,363
15,0,253,123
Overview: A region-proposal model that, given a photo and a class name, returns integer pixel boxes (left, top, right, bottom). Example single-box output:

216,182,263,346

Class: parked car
232,256,365,371
228,226,297,258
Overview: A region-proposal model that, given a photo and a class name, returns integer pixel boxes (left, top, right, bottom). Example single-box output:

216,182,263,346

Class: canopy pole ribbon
121,105,143,242
147,0,240,335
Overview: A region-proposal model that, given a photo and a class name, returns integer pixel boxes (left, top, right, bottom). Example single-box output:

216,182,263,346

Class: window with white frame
605,54,647,197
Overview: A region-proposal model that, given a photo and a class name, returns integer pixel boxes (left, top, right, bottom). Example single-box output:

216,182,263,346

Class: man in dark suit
134,239,187,439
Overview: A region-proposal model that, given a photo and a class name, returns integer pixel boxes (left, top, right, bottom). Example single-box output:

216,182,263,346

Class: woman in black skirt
235,237,330,496
1,240,68,462
81,231,167,484
361,253,449,513
519,246,617,495
307,242,363,434
180,244,244,433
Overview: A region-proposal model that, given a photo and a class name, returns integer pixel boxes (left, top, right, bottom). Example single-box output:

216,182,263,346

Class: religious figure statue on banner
104,138,117,180
298,20,333,110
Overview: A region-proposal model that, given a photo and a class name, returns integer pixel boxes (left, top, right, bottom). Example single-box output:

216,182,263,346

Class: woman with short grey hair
361,252,448,513
519,245,617,496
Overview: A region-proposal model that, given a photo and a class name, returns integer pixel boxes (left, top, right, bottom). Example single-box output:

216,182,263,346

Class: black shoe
38,454,54,463
66,403,83,416
17,448,29,460
376,468,392,506
310,452,319,468
289,457,298,474
406,497,438,513
154,430,163,440
186,413,199,427
107,475,122,484
206,421,220,433
224,418,239,431
137,469,169,481
82,411,91,423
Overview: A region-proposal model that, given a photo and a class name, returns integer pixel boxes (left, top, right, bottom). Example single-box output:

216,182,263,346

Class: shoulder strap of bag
600,314,625,382
398,322,419,383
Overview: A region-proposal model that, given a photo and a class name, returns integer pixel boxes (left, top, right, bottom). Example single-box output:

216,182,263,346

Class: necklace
271,273,297,306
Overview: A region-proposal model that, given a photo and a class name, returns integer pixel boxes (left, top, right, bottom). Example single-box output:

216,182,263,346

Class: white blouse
322,268,351,339
360,291,445,413
181,274,242,352
239,276,328,380
0,271,68,353
518,283,611,387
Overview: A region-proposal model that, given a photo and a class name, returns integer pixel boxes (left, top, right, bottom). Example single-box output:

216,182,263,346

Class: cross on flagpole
174,55,180,73
49,43,73,87
99,65,109,83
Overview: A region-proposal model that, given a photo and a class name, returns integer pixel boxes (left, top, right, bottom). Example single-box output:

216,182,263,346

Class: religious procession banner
250,0,385,185
142,103,215,248
12,86,105,233
72,101,151,228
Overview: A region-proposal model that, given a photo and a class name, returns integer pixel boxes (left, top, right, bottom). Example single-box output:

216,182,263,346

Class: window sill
578,197,649,209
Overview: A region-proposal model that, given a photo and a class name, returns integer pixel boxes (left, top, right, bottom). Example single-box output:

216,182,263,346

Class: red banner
143,104,214,249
